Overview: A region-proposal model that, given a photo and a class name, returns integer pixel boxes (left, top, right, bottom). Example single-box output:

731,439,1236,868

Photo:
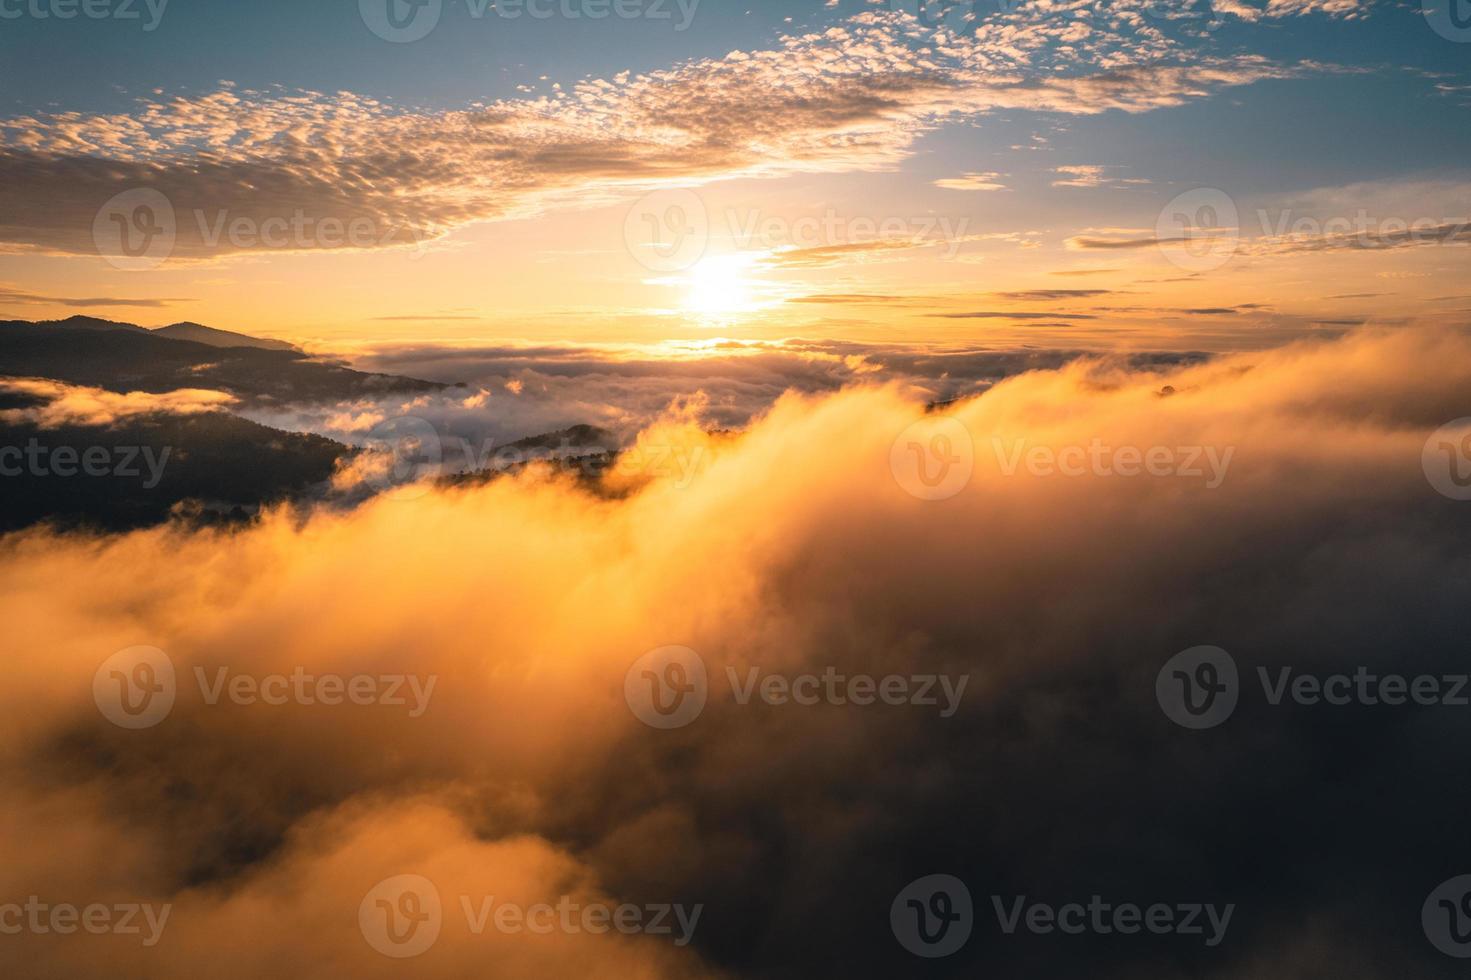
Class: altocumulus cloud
0,3,1346,261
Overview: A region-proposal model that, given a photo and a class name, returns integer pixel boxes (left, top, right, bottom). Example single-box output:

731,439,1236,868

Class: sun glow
683,254,762,317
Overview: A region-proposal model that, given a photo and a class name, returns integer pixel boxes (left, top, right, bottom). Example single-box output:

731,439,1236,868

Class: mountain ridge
153,321,299,352
0,315,454,403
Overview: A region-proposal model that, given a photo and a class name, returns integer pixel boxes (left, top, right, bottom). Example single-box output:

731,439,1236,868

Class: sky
7,6,1471,976
1,0,1469,349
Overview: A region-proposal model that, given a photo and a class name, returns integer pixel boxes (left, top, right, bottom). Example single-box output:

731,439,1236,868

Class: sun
683,254,761,317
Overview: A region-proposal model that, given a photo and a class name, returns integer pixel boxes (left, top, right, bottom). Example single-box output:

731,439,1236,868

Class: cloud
0,378,235,427
933,172,1008,191
1068,217,1470,256
928,310,1101,320
1050,165,1151,189
0,286,191,309
1257,220,1471,253
1067,233,1220,250
787,293,916,304
993,289,1116,300
2,326,1470,976
759,239,943,268
0,11,1302,261
295,339,1188,455
1263,0,1372,17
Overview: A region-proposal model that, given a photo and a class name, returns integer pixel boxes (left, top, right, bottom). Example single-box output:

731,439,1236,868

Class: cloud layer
3,325,1471,976
0,6,1318,261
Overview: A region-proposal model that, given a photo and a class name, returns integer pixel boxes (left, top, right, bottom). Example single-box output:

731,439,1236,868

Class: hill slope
152,321,299,352
0,317,451,404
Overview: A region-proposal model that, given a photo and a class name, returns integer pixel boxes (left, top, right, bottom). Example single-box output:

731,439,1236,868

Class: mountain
39,314,150,334
0,316,455,404
0,313,478,531
501,424,614,453
441,425,618,491
152,321,299,352
0,412,350,533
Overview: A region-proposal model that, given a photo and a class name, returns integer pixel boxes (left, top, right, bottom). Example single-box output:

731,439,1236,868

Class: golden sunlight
682,254,762,317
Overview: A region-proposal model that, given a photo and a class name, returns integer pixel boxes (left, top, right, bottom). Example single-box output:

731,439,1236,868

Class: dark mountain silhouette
152,321,299,352
0,412,349,533
0,314,623,532
0,316,453,404
440,425,618,491
38,314,149,334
